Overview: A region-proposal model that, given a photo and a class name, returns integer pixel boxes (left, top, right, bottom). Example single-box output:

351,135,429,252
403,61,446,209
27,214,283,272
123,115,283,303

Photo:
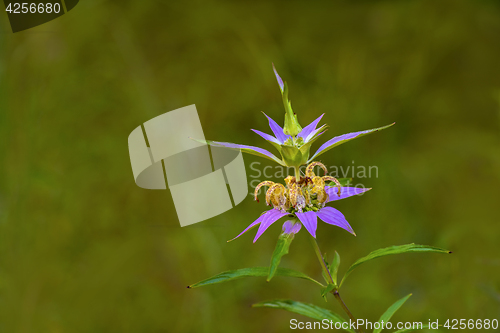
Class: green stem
294,166,301,181
309,236,364,333
309,235,334,284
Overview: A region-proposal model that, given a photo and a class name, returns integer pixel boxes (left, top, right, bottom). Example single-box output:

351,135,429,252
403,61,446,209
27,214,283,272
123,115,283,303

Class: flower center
254,161,342,213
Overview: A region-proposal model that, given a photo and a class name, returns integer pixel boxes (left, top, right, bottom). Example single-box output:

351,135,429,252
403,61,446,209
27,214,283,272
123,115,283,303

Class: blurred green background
1,0,500,332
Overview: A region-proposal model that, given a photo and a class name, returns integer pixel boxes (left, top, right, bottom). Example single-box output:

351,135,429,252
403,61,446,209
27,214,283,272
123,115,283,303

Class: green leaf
309,123,395,162
374,294,412,333
280,145,303,167
321,283,336,299
340,244,451,287
393,324,432,332
187,267,324,289
268,234,294,281
330,251,341,286
253,299,354,332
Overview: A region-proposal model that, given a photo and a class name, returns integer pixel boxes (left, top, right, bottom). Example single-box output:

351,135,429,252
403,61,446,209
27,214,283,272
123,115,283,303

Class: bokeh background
1,0,500,332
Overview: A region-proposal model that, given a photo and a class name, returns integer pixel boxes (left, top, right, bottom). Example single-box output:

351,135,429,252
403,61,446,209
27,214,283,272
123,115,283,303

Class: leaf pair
320,251,340,301
188,244,451,290
319,244,450,302
188,243,450,333
322,251,341,286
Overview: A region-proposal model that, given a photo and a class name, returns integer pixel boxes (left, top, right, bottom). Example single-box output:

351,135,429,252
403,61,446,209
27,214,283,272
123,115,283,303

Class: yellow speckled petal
254,181,275,202
306,161,328,177
323,176,342,196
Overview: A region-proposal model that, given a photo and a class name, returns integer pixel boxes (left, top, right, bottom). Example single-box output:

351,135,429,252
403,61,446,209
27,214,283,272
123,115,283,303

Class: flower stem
294,166,301,181
309,235,334,283
309,236,364,333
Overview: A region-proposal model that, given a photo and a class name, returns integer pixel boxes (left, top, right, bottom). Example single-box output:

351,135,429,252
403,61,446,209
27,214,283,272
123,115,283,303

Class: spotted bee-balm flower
229,161,370,242
186,65,451,329
195,64,393,242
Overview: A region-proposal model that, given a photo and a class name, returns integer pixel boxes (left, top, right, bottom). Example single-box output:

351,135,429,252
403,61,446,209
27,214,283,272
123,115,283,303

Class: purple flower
205,112,327,166
252,112,326,146
196,65,394,242
229,186,370,243
204,111,393,166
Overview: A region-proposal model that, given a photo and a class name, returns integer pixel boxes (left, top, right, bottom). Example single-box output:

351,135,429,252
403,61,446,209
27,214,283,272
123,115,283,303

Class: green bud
282,83,302,137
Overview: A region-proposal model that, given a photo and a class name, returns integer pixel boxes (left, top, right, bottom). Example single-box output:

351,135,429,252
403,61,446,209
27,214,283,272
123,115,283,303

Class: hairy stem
309,236,364,333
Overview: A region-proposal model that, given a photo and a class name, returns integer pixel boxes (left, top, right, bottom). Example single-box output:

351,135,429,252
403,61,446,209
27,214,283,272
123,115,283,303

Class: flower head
193,64,393,242
228,161,370,243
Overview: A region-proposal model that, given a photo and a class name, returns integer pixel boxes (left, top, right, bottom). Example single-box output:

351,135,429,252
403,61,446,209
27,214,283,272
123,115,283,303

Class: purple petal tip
282,220,302,235
272,64,284,92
